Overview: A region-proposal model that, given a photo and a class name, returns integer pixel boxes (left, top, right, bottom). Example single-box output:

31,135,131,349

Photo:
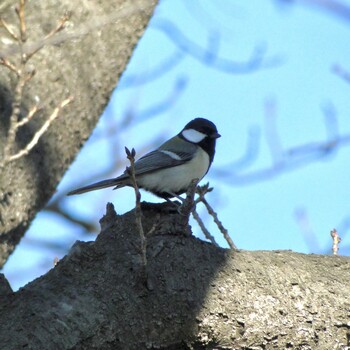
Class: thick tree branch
0,0,158,267
0,204,349,349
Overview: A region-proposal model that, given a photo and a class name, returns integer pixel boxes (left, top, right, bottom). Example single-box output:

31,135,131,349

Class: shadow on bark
0,202,228,349
1,201,349,349
0,86,59,259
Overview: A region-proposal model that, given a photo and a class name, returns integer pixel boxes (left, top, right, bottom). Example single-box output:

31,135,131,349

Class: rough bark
0,0,158,267
0,202,349,349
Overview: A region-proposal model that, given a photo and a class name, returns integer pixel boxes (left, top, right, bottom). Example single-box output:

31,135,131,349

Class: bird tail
67,178,124,196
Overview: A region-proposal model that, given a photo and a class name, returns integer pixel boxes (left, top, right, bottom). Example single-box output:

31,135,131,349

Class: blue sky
3,0,350,290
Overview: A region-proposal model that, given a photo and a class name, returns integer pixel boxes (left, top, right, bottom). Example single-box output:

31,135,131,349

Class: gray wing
68,138,197,194
116,145,196,183
114,136,197,183
136,150,191,173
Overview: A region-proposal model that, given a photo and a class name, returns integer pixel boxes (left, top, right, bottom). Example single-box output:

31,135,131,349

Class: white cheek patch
182,129,206,143
160,150,182,160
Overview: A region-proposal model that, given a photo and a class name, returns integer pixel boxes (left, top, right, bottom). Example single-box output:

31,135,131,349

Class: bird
67,118,220,199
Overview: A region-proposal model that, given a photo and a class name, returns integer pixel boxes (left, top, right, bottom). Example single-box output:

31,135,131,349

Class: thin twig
53,257,59,266
330,228,341,255
197,183,237,250
15,0,26,43
0,1,76,170
16,102,40,127
1,72,29,165
44,12,70,41
202,196,237,250
125,147,147,268
201,197,236,249
0,18,19,41
3,97,73,165
46,199,98,234
0,2,150,59
25,13,71,61
192,208,219,247
194,182,213,205
179,178,198,218
0,57,19,75
333,64,350,84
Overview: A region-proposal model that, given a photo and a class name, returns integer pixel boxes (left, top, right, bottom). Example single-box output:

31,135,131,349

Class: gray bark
0,203,349,349
0,0,158,267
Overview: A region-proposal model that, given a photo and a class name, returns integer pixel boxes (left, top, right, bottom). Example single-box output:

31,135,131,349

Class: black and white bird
67,118,220,199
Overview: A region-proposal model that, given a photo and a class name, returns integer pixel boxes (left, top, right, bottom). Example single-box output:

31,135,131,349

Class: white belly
138,148,210,194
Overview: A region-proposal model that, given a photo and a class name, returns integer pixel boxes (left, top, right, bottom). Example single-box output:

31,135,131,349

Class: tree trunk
0,203,349,349
0,0,158,267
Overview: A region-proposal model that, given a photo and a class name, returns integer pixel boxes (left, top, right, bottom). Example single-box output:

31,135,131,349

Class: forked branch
0,0,72,170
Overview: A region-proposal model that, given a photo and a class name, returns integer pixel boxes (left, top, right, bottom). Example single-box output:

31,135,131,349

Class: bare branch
1,71,30,166
125,147,147,268
46,200,98,234
15,0,27,43
153,18,281,74
44,12,70,41
330,228,341,255
196,183,237,250
179,178,198,219
322,102,339,142
192,208,219,247
333,64,350,84
16,102,40,127
0,2,151,59
0,57,19,75
211,126,261,177
295,0,350,23
120,50,185,88
214,99,350,185
287,134,350,158
21,12,71,62
3,97,73,165
123,77,187,124
0,1,75,169
0,18,19,41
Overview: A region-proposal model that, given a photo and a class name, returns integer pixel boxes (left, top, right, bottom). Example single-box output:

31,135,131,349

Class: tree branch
0,0,158,268
125,147,147,269
2,97,73,165
0,205,349,349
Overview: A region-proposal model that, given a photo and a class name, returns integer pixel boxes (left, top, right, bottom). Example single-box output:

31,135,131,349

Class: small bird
67,118,220,199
